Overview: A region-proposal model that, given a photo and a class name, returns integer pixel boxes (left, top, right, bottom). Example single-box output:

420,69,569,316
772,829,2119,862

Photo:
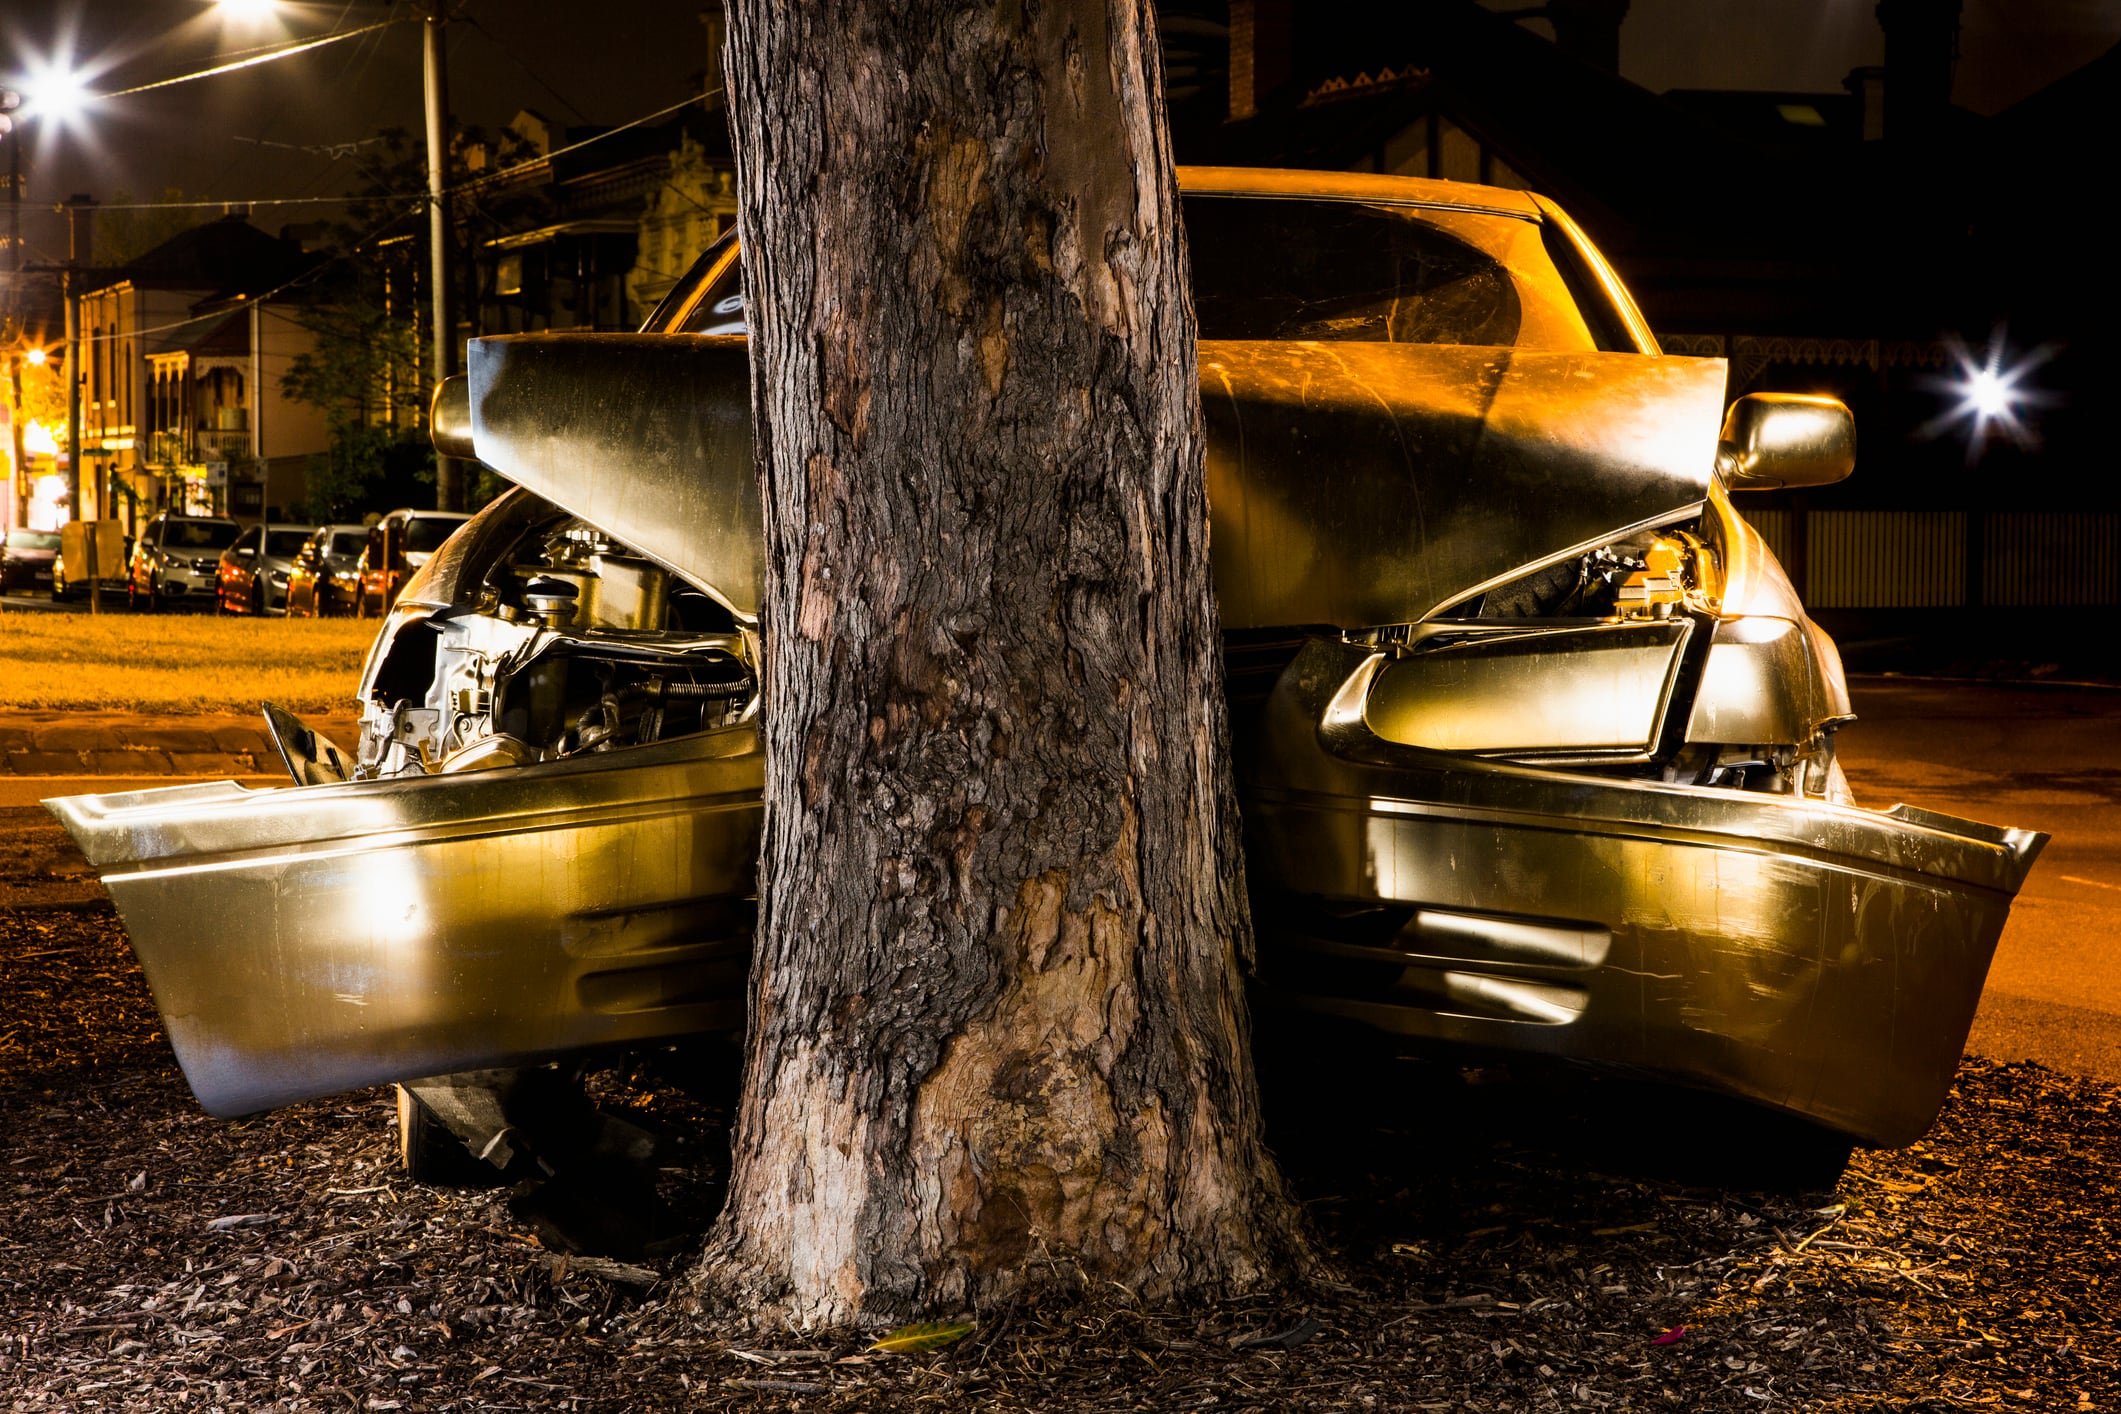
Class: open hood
1200,343,1728,629
466,333,763,626
461,332,1725,631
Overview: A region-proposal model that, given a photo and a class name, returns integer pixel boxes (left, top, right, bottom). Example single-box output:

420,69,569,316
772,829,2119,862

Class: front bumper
46,726,764,1117
156,567,217,597
1244,641,2046,1147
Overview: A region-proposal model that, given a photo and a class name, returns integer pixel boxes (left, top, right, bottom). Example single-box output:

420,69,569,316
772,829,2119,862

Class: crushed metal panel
1242,637,2046,1146
467,333,763,624
1366,620,1689,755
1199,343,1730,630
44,727,763,1117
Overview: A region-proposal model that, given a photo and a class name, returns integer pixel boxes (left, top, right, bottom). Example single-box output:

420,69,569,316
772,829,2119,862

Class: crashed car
50,168,2042,1175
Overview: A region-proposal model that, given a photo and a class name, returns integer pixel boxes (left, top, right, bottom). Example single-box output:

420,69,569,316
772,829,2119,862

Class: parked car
354,509,471,618
216,523,316,617
1,528,59,593
127,512,241,611
284,524,370,618
50,168,2043,1183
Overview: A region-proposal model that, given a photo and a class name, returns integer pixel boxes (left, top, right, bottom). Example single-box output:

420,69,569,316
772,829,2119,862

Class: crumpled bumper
1243,640,2047,1147
45,727,763,1117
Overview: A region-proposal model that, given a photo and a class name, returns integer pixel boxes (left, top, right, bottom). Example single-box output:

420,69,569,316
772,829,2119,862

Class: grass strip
0,610,376,715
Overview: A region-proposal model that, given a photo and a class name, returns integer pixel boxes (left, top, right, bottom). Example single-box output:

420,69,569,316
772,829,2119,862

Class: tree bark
702,0,1309,1325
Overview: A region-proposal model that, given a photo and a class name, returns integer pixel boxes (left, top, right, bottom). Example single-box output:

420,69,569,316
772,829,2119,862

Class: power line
50,92,713,213
97,18,409,100
60,199,429,347
447,93,711,197
64,194,411,212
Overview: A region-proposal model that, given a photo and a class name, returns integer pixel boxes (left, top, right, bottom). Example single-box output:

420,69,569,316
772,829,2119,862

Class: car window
329,531,363,557
230,527,259,554
6,530,59,551
266,530,310,556
403,517,462,554
1184,197,1597,348
166,520,240,551
671,195,1602,351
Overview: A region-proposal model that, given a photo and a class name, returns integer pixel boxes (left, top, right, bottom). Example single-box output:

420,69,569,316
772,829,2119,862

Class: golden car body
50,169,2041,1151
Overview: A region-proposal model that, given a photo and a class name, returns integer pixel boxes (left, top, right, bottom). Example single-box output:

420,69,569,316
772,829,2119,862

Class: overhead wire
72,196,429,348
94,18,409,100
46,90,716,214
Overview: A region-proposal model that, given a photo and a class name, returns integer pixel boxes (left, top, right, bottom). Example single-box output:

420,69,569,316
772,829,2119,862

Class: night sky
2,0,2118,264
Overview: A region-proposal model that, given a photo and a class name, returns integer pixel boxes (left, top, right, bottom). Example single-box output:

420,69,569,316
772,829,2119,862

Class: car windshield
266,530,311,556
6,530,59,551
668,194,1602,350
165,521,239,551
1185,197,1597,347
328,531,363,557
403,517,461,553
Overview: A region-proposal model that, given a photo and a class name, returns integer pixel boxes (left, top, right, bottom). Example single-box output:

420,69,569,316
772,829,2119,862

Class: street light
21,347,45,367
1923,330,2058,461
16,59,95,128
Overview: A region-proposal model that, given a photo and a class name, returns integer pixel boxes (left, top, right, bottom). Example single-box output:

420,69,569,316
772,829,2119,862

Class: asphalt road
1837,675,2121,1083
2,674,2116,1079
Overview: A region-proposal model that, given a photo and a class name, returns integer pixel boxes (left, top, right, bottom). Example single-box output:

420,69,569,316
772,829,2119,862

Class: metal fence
1736,508,2121,610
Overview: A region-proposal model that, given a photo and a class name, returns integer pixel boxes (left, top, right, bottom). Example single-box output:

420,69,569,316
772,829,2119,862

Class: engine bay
1350,507,1849,802
355,500,756,781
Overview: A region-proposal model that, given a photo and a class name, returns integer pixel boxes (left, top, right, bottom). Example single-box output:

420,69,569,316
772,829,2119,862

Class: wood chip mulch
5,884,2120,1410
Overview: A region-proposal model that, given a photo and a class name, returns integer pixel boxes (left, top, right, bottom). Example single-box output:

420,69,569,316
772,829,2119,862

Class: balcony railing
194,428,254,462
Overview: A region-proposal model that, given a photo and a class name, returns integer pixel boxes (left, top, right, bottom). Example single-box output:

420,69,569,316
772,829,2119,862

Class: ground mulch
5,858,2120,1408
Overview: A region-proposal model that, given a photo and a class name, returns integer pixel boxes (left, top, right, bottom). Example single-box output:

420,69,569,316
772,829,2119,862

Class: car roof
1175,165,1544,220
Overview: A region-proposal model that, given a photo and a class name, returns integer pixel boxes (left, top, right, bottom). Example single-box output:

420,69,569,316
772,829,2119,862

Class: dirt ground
5,800,2120,1412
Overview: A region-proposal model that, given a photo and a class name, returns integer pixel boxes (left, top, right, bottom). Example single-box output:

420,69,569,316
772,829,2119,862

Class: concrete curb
0,713,361,778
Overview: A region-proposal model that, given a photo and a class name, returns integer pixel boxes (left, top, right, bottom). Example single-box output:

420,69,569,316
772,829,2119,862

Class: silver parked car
127,512,241,611
216,523,316,616
51,169,2041,1175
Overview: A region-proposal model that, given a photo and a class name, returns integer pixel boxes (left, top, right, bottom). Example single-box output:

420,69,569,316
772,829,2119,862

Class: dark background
2,0,715,262
3,0,2115,267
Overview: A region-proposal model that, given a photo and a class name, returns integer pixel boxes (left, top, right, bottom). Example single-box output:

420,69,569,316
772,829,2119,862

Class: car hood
464,332,1726,630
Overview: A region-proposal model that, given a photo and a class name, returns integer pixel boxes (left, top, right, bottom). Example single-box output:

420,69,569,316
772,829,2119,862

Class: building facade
76,216,329,530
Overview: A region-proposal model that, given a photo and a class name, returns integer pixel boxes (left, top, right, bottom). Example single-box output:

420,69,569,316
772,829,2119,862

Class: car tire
395,1085,503,1188
251,580,265,616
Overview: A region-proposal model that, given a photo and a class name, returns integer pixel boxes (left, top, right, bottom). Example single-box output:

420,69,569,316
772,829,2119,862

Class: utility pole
4,89,21,533
423,0,459,512
251,298,268,530
63,194,96,615
3,88,19,291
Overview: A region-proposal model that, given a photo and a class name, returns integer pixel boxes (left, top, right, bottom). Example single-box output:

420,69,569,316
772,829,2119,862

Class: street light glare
214,0,284,20
1966,367,2014,421
1923,330,2057,460
23,348,49,367
22,64,93,123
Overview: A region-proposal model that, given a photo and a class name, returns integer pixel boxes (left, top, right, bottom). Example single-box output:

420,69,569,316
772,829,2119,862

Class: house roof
85,216,319,302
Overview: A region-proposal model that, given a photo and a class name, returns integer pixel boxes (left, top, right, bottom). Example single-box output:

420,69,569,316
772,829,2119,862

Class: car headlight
333,570,359,584
269,570,290,586
159,550,181,567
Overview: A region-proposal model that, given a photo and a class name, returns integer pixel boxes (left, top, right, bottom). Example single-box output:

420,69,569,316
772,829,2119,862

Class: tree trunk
701,0,1310,1325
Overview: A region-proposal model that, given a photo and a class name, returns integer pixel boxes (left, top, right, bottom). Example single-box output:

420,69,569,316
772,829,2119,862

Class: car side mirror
1718,392,1855,492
